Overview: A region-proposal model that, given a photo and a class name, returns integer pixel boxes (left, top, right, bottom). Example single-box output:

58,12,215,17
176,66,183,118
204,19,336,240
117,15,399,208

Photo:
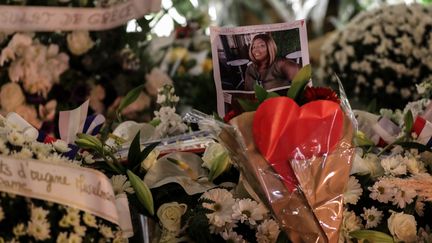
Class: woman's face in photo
251,38,268,62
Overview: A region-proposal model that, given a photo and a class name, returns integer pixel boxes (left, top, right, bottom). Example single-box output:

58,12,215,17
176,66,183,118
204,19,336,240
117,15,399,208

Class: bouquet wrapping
217,95,356,242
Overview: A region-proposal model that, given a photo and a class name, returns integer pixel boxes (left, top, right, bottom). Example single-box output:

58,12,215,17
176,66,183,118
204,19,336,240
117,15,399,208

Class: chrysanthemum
68,232,83,243
30,142,52,158
255,219,280,243
56,232,69,243
99,224,115,238
361,206,383,229
393,187,416,208
201,188,235,227
0,206,4,222
11,147,33,159
27,220,51,241
220,230,246,243
232,198,268,225
340,210,363,242
82,213,98,228
110,175,134,195
344,176,363,205
7,130,25,146
369,179,396,203
30,205,50,223
12,223,26,237
381,155,407,176
52,140,71,153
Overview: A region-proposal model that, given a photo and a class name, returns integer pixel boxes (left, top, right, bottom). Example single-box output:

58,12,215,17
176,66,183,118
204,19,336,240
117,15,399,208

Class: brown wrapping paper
220,111,354,243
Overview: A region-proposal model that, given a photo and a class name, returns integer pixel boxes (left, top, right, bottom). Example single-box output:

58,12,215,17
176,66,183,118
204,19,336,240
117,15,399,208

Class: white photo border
210,20,309,116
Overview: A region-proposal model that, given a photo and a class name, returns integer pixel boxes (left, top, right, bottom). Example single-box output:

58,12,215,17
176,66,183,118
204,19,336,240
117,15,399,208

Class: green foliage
350,230,394,243
127,169,155,216
287,64,312,101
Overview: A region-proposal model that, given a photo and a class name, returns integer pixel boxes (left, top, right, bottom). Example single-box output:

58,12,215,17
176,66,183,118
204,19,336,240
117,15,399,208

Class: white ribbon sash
0,156,119,225
0,0,161,31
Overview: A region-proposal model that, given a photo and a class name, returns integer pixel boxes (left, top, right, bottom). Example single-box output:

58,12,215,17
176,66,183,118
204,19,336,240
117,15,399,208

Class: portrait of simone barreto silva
210,21,309,116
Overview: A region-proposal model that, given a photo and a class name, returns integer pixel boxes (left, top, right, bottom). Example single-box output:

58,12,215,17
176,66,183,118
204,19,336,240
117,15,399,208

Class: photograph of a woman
210,21,309,116
244,33,300,91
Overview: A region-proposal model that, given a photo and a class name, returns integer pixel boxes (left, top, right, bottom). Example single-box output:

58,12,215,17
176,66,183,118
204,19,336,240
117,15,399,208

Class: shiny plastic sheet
220,100,354,243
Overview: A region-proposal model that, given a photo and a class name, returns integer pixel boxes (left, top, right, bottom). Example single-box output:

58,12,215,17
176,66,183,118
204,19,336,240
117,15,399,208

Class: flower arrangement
0,114,123,242
71,83,285,242
319,3,432,109
342,97,432,242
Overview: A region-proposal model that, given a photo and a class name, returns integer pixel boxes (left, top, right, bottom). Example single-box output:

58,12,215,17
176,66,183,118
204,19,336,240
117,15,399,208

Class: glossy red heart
253,97,344,191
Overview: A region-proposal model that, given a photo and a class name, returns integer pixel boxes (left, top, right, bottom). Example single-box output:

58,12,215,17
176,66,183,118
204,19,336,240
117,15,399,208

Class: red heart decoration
253,97,344,191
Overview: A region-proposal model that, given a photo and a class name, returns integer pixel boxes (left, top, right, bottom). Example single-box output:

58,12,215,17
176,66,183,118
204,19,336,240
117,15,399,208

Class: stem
377,137,405,157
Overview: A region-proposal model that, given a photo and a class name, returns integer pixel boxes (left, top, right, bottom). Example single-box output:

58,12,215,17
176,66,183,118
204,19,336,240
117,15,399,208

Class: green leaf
287,64,311,100
208,153,229,182
237,98,259,112
117,84,145,116
367,98,377,113
254,84,268,102
404,110,414,135
127,170,154,215
127,131,142,168
267,91,280,98
395,141,432,152
350,230,394,243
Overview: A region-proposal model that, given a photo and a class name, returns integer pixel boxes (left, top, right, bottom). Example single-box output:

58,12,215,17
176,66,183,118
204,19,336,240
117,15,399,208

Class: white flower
415,199,425,217
81,151,95,164
369,179,396,203
388,211,417,242
30,142,52,158
68,232,83,243
0,82,25,112
0,206,4,222
99,224,115,238
340,210,363,242
256,219,280,243
361,206,383,229
344,176,363,205
393,187,416,209
145,68,173,97
52,140,71,153
27,220,51,241
31,205,50,223
381,155,407,176
82,213,98,228
110,175,134,195
220,230,246,243
11,147,33,159
74,225,86,236
12,223,26,237
157,202,187,233
7,130,25,146
232,198,268,225
57,232,69,243
201,188,235,227
66,31,94,56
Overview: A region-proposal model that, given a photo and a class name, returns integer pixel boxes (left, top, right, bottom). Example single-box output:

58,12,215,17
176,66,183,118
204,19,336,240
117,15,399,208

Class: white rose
0,83,25,112
145,68,173,97
157,202,187,233
388,212,417,242
67,31,94,56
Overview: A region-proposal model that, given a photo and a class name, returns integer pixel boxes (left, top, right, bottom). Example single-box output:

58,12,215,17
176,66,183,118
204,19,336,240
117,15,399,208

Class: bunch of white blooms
0,33,69,98
319,3,432,109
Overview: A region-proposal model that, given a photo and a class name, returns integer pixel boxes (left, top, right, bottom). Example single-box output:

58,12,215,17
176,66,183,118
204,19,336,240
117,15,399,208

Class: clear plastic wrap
185,86,356,242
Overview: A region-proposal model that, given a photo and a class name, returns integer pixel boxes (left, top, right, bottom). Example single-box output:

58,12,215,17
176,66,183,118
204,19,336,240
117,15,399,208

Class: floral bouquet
319,3,432,109
202,65,357,242
0,113,123,242
341,95,432,242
